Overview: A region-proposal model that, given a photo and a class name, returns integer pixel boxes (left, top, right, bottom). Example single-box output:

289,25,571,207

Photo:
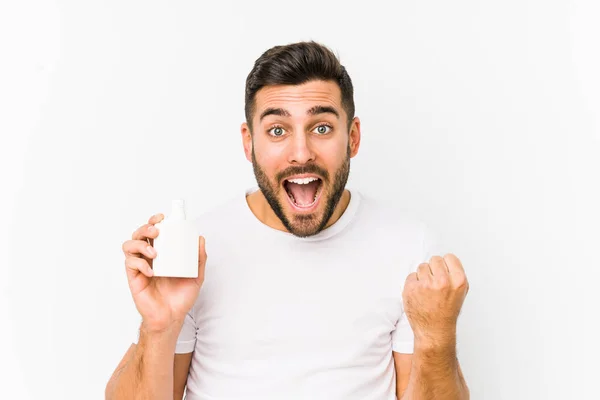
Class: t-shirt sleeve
131,306,197,354
391,309,415,354
392,222,445,354
174,307,198,354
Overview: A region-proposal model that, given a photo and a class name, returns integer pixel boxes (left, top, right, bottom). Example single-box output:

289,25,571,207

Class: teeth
287,177,319,185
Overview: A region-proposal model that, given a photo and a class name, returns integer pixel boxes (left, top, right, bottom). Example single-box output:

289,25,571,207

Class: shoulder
190,193,246,237
354,190,426,236
351,190,446,260
358,192,448,261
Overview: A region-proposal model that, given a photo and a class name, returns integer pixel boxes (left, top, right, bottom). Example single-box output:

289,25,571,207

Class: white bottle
152,199,199,278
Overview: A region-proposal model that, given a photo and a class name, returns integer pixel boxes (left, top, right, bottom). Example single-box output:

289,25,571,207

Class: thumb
195,236,207,285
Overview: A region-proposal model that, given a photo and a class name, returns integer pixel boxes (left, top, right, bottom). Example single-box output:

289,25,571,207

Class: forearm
106,322,182,400
401,336,469,400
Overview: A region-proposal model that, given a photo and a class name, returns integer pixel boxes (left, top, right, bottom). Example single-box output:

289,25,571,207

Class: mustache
276,164,330,183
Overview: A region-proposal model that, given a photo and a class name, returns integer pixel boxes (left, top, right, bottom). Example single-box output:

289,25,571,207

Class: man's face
242,80,360,237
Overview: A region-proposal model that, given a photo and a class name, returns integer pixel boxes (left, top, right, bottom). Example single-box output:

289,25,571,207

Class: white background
1,1,599,399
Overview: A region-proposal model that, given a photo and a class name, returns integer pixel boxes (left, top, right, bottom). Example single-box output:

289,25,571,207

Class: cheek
254,137,287,159
253,142,286,173
317,140,348,169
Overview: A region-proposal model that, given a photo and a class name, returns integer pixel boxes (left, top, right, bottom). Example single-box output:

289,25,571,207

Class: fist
402,253,469,344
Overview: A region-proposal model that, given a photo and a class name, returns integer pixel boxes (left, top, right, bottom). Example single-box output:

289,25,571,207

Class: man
106,41,470,400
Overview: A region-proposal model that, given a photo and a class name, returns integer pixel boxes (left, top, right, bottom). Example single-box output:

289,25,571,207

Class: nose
287,131,315,165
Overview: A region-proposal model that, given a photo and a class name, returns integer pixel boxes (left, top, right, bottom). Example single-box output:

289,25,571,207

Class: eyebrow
259,107,291,121
307,105,339,118
259,105,340,122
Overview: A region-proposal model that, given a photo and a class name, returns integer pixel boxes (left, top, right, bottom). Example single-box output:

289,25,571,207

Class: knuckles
404,254,469,294
453,272,468,288
429,255,445,263
432,275,450,289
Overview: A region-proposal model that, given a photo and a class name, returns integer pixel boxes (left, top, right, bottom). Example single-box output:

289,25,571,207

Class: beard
251,146,351,238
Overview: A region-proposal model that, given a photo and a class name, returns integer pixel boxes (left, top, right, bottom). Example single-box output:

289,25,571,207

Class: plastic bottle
152,199,199,278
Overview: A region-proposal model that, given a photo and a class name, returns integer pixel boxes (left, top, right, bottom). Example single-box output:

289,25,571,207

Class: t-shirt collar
242,186,362,241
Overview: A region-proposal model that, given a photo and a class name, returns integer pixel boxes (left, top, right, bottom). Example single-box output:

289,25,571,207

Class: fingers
404,272,418,289
416,263,432,281
424,254,469,292
198,236,207,264
443,253,469,291
148,213,164,225
429,255,449,276
443,253,464,275
122,214,164,293
195,236,207,285
125,256,154,277
122,239,157,259
132,222,160,242
130,214,163,250
415,256,450,283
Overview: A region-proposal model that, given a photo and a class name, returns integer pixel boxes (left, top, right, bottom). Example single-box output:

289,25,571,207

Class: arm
393,344,469,400
174,352,193,400
398,253,471,399
393,352,412,398
105,322,188,400
109,214,206,399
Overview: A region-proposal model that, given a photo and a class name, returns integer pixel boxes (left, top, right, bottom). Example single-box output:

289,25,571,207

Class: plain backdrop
1,1,599,399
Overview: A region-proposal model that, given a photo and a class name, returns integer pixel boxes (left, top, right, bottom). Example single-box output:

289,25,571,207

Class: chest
193,244,409,371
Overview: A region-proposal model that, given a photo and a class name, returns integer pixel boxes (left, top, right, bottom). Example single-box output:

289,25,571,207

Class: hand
121,213,207,333
402,254,469,346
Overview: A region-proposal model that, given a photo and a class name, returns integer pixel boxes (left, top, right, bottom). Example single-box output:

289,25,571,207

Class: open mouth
283,176,324,209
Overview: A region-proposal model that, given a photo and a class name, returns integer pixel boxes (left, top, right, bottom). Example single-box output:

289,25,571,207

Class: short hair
244,41,355,132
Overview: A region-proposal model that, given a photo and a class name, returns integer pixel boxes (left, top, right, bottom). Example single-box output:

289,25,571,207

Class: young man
106,41,470,400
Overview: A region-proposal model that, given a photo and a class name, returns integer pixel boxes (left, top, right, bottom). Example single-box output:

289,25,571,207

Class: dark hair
244,41,355,132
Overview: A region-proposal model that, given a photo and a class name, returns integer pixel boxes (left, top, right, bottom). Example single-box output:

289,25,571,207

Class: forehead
254,80,343,117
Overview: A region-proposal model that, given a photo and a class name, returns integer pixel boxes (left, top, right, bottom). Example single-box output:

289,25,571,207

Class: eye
313,124,332,135
268,126,286,137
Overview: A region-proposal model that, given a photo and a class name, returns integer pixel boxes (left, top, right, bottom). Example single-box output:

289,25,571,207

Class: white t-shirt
133,187,445,400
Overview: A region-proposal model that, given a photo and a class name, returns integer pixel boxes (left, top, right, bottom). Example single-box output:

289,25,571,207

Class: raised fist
402,254,469,345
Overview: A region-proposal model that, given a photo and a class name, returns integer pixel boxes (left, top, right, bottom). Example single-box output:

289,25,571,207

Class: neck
245,189,351,234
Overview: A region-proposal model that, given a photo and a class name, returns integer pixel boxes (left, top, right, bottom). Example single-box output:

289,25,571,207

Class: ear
241,122,253,162
348,117,361,158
